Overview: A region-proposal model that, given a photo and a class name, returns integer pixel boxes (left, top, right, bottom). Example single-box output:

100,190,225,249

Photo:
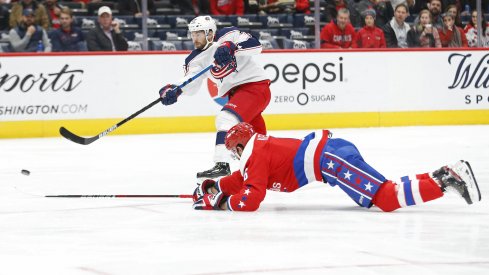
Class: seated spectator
295,0,311,14
210,0,244,15
86,6,128,51
464,10,489,47
1,1,9,30
44,0,62,29
427,0,443,29
320,8,357,48
50,7,85,51
9,0,49,29
382,3,410,48
356,9,386,48
352,0,394,28
118,0,155,17
407,9,442,48
438,13,467,47
445,4,463,28
259,0,306,14
324,0,358,23
9,8,52,52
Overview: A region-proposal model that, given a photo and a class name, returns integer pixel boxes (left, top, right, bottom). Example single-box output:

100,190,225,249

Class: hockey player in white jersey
158,15,271,179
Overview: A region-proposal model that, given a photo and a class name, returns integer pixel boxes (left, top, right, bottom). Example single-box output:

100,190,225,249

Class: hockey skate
432,160,481,204
196,162,231,179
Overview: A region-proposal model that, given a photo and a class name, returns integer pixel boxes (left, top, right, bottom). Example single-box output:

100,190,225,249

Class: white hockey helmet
188,16,216,49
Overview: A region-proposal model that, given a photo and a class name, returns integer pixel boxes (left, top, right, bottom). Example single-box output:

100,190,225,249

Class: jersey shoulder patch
215,26,239,41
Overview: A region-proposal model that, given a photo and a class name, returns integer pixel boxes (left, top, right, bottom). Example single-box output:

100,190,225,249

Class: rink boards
1,49,488,138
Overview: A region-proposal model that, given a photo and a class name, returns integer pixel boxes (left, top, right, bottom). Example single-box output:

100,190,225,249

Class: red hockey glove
193,191,227,210
192,179,217,202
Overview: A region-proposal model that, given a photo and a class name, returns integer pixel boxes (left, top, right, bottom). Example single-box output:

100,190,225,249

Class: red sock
373,174,444,212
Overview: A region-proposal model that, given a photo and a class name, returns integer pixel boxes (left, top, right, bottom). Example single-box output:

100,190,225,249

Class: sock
372,173,444,212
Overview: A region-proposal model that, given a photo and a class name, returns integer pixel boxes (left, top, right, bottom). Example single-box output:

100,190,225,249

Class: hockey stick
45,194,193,198
60,64,214,145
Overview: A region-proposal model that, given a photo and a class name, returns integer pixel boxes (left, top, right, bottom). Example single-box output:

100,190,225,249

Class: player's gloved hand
159,84,182,105
213,41,236,67
192,179,217,202
193,191,227,210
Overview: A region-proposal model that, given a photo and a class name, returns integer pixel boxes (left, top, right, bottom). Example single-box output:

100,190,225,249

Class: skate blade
453,160,482,204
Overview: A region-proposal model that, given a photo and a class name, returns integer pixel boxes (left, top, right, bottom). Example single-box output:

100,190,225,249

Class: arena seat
282,38,310,49
150,40,182,51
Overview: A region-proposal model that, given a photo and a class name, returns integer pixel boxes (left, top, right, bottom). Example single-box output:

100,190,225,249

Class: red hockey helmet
225,122,255,158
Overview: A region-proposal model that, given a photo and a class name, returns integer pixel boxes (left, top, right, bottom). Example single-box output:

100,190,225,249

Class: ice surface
1,125,488,275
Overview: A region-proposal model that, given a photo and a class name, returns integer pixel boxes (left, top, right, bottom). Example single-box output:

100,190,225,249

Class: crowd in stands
0,0,488,52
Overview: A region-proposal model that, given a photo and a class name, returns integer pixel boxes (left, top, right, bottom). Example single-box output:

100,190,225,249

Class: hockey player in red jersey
192,122,481,211
157,16,271,180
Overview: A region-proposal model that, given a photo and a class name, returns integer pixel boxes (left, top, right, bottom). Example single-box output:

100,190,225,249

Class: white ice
1,125,488,275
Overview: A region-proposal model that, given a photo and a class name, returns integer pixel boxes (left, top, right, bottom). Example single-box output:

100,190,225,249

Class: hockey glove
192,179,217,202
193,191,227,210
159,84,182,105
213,41,237,67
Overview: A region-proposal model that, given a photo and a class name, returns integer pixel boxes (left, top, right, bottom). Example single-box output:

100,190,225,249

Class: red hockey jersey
218,131,329,211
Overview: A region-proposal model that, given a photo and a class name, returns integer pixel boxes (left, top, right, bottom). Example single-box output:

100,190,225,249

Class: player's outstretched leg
432,160,481,204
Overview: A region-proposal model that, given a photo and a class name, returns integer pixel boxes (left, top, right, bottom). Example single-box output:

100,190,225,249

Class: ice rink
1,125,488,275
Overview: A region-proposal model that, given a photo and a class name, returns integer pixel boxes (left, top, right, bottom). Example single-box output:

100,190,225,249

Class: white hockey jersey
180,27,269,97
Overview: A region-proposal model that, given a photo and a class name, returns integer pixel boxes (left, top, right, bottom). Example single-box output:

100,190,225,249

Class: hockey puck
21,169,30,176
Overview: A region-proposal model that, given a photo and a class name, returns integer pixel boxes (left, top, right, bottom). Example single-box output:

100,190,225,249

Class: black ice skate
196,162,231,179
432,160,482,204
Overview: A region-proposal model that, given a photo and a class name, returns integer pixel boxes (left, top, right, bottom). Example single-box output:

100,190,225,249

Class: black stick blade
59,127,97,145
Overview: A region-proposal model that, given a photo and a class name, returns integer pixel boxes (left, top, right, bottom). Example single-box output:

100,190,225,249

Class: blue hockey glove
192,179,217,202
213,41,237,67
193,191,227,210
159,84,182,105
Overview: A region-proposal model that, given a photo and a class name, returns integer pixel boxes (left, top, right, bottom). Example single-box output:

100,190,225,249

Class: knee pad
215,110,240,132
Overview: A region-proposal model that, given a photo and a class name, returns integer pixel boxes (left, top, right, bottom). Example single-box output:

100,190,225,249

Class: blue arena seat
150,40,182,51
280,28,310,39
259,38,279,49
249,29,279,40
155,29,187,40
166,15,195,28
227,14,259,26
282,38,310,49
258,14,289,27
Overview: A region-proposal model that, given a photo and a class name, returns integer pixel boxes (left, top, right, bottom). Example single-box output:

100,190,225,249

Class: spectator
259,0,306,14
407,9,442,47
44,0,62,29
324,0,358,23
438,12,467,47
118,0,155,17
382,3,410,48
352,0,394,28
320,8,357,48
445,4,463,28
209,0,244,15
464,10,489,47
295,0,311,14
8,8,51,52
356,9,386,48
50,7,85,51
1,0,9,30
170,0,196,15
427,0,443,28
390,0,415,9
86,6,128,51
9,0,49,29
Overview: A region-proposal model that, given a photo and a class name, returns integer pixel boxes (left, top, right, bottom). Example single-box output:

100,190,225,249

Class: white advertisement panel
0,50,488,122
